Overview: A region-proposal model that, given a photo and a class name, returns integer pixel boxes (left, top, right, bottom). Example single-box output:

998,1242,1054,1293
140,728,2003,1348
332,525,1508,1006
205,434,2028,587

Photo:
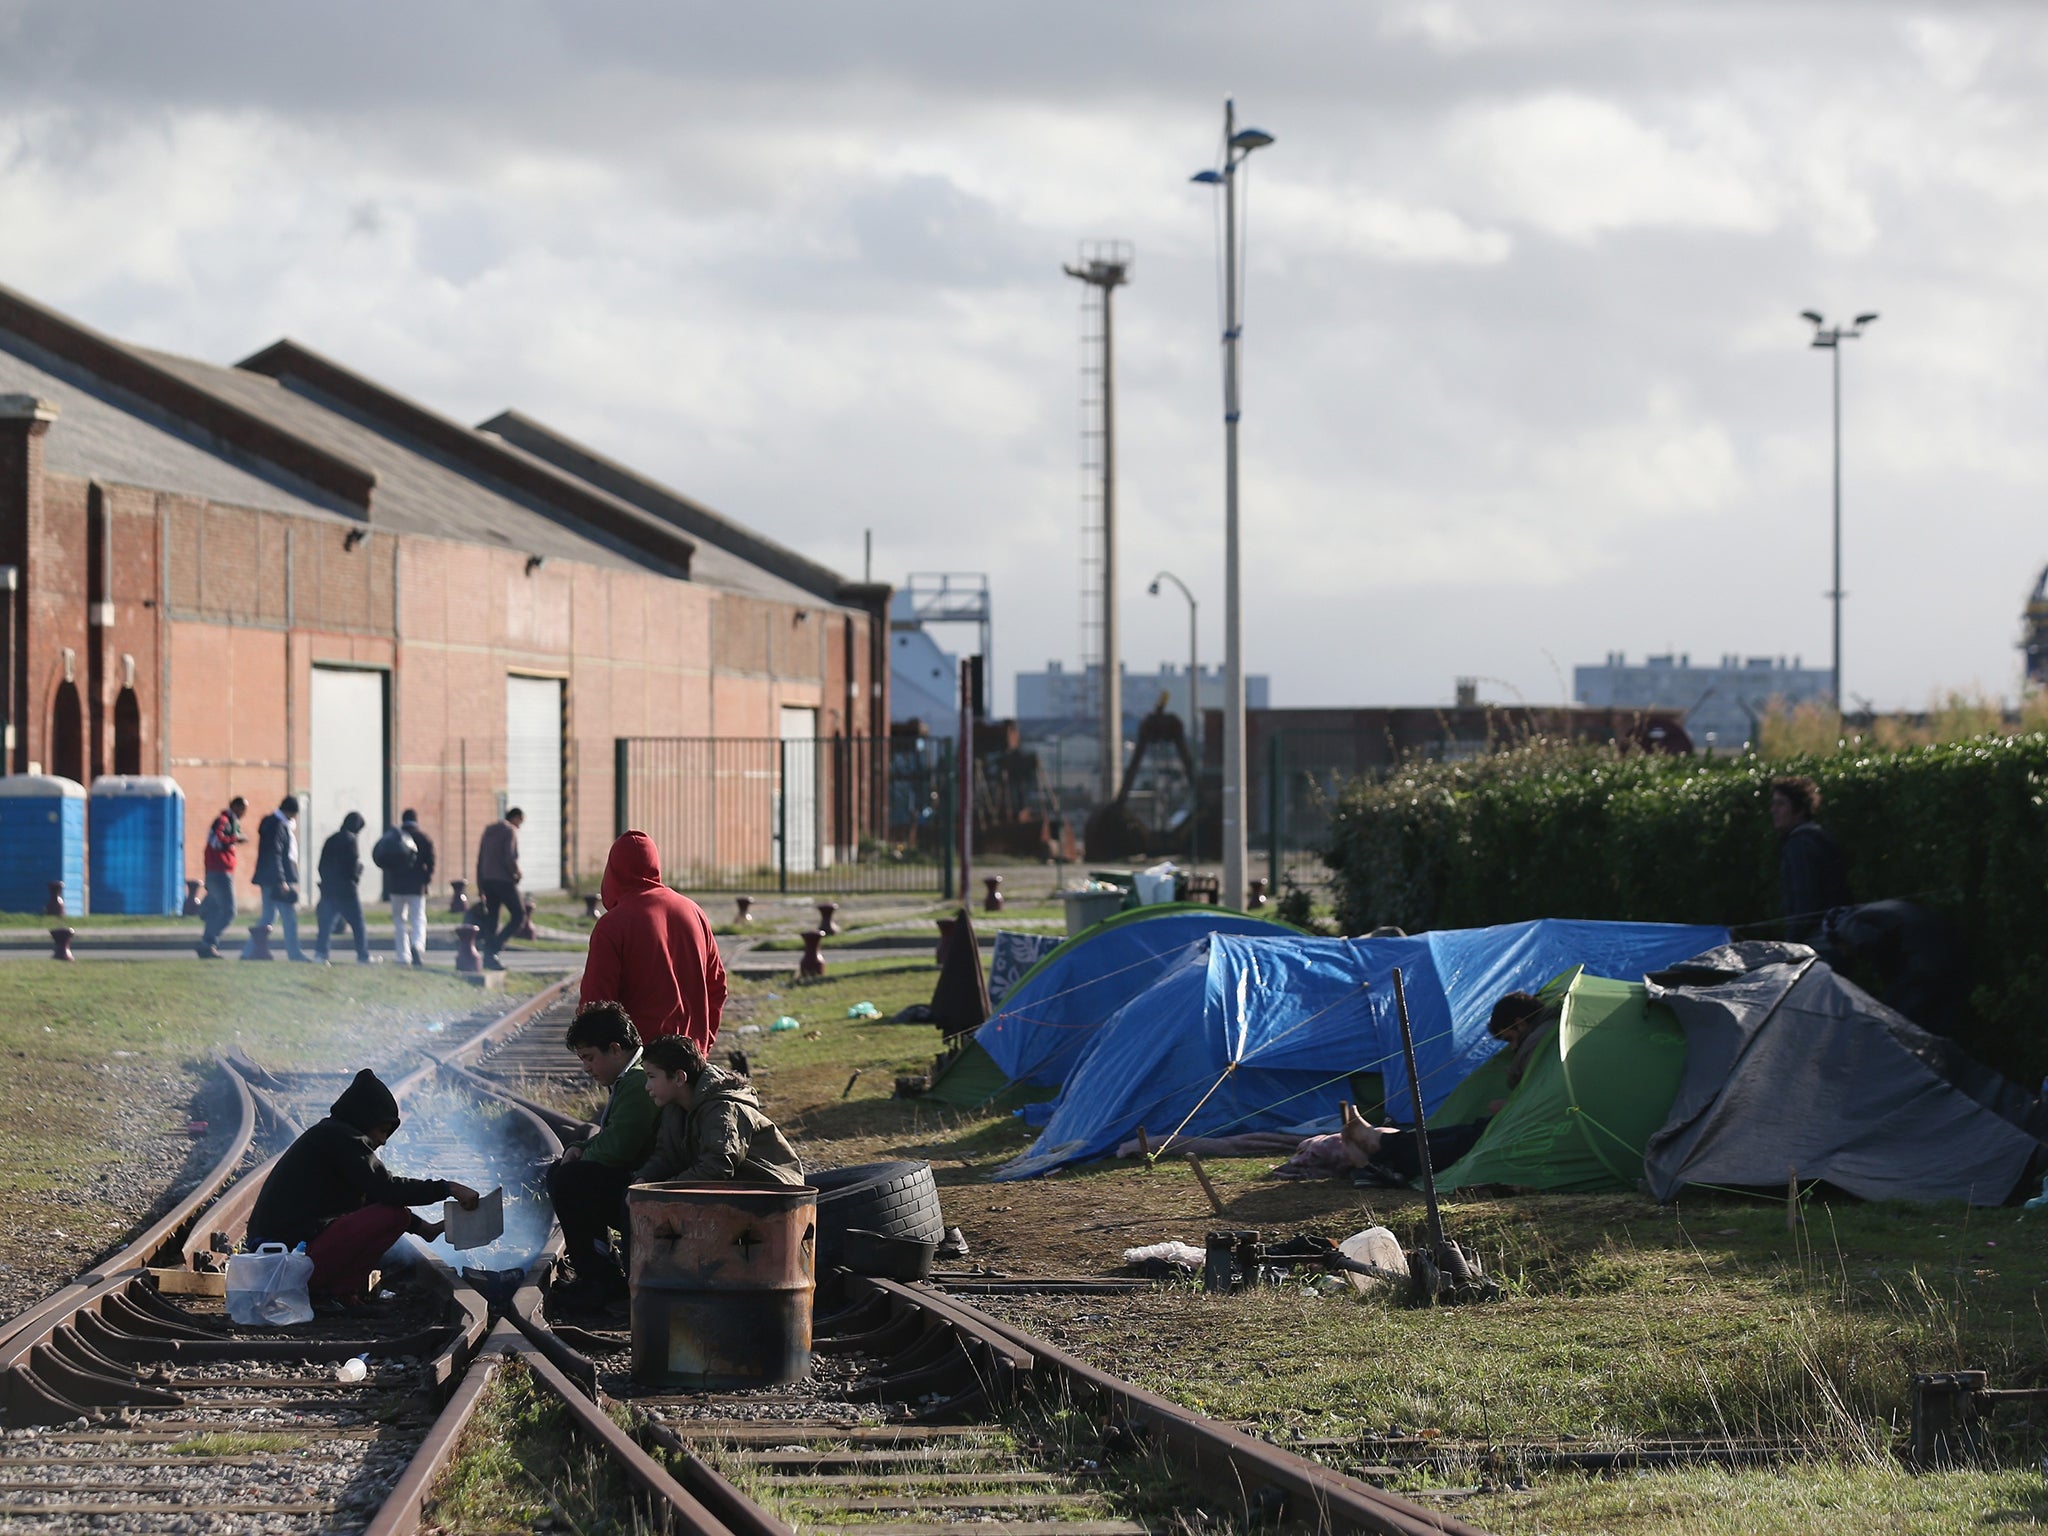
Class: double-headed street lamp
1148,569,1198,863
1192,100,1274,911
1802,309,1878,712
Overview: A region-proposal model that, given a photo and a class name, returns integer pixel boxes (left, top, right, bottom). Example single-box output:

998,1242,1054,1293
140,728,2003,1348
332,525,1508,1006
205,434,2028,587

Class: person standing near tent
580,830,725,1049
1772,775,1851,944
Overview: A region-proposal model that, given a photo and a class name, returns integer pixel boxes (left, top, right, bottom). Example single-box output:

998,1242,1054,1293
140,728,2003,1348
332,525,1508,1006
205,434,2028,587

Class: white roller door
506,676,564,892
309,667,387,875
778,705,818,876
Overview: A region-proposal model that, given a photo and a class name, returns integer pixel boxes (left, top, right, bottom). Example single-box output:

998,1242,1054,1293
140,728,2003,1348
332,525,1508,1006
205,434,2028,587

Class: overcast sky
3,1,2045,715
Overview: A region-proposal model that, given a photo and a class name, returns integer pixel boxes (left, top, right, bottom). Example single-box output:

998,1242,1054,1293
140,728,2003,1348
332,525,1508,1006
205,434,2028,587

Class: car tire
806,1160,944,1269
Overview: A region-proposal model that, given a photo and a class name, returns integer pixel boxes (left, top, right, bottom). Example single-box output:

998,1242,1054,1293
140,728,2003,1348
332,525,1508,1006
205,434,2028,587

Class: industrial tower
1064,240,1132,803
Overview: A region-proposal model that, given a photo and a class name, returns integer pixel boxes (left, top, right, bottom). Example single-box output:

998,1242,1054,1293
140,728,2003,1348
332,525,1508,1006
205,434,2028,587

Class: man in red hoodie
580,831,727,1049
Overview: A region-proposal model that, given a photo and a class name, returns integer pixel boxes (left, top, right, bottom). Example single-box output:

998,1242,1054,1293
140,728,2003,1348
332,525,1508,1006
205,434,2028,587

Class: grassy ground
711,957,2048,1533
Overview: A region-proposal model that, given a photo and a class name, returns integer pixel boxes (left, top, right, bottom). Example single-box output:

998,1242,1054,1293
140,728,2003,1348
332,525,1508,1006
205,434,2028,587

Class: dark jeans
479,877,524,953
200,870,236,948
547,1155,635,1280
315,889,368,961
1369,1121,1490,1183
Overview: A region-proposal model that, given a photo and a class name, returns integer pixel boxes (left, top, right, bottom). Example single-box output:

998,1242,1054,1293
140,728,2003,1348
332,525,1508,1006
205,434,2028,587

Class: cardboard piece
443,1186,504,1249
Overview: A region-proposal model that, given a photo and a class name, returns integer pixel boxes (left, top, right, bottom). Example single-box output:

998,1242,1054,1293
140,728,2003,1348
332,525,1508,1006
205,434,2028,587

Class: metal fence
615,735,957,894
1256,728,1374,897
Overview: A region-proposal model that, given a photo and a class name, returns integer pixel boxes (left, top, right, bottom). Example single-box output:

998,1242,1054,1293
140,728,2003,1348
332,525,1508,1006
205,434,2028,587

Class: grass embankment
0,964,544,1309
688,958,2048,1534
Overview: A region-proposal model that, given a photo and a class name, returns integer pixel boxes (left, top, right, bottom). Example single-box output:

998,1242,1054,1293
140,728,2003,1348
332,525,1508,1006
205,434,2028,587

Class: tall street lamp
1192,99,1274,911
1148,569,1198,863
1802,309,1878,713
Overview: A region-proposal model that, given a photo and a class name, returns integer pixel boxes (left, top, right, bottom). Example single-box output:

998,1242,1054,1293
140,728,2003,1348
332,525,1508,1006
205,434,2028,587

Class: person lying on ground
637,1036,803,1185
245,1069,480,1303
1302,990,1560,1183
547,1001,659,1306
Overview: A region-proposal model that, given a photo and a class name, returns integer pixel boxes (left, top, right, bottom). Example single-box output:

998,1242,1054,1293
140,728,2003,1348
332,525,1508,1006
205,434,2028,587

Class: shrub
1324,734,2048,1082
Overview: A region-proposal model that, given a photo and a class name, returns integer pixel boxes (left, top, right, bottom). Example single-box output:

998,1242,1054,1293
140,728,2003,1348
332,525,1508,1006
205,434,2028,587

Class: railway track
0,976,1497,1536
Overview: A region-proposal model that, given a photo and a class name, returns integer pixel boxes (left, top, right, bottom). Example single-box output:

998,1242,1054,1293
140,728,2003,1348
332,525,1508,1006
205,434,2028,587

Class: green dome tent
1436,968,1688,1193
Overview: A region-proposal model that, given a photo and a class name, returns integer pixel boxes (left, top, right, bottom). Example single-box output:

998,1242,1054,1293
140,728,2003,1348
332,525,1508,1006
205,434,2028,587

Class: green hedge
1324,734,2048,1083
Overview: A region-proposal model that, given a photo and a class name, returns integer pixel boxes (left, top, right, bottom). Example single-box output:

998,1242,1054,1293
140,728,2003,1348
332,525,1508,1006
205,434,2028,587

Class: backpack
372,826,417,873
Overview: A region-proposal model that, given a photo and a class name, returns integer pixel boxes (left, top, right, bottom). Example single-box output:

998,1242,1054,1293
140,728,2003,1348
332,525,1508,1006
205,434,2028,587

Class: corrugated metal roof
0,328,340,521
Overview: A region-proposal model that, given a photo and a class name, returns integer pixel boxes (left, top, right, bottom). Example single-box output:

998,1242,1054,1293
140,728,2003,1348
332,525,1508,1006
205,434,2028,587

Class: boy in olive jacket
548,1002,659,1305
638,1036,803,1186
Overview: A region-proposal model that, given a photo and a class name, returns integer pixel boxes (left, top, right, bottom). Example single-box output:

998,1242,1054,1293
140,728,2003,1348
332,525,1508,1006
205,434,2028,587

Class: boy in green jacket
548,1001,659,1306
638,1036,804,1186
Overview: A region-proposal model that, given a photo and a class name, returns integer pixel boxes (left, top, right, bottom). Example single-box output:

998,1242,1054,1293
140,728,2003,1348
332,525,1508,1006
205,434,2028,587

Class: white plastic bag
224,1242,315,1325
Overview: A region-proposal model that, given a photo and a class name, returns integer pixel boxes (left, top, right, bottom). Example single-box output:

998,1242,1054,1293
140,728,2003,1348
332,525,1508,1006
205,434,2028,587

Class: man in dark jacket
1772,775,1852,944
314,811,371,965
378,809,436,968
580,830,726,1049
474,808,525,970
246,1069,480,1300
242,795,309,962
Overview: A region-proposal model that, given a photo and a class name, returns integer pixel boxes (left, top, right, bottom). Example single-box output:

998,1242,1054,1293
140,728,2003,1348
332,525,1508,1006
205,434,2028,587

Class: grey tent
1643,942,2047,1206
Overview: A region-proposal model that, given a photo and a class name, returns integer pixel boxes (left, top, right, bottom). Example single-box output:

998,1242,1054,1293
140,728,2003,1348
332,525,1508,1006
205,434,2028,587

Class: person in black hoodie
246,1069,480,1301
1772,775,1852,944
314,811,371,965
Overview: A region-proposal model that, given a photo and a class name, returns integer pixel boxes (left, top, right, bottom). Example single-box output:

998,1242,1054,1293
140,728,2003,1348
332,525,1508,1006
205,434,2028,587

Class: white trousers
391,895,428,962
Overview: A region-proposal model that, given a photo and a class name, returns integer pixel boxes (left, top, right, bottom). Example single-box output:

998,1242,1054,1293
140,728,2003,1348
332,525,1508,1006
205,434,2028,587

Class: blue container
89,776,186,915
0,775,86,915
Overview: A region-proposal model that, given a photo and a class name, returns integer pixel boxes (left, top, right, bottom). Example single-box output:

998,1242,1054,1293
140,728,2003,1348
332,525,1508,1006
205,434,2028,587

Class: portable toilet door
89,776,186,914
0,775,86,914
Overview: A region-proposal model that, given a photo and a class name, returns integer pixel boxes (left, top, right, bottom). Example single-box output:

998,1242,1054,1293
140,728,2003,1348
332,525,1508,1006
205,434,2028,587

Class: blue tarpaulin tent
993,918,1727,1181
976,904,1297,1090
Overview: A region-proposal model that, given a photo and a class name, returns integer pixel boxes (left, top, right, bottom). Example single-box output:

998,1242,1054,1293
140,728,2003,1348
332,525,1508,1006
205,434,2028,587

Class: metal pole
1267,729,1281,895
1221,97,1248,911
958,658,973,908
1391,968,1448,1258
938,741,954,901
1188,594,1199,866
1831,339,1842,712
777,738,789,894
1101,281,1121,807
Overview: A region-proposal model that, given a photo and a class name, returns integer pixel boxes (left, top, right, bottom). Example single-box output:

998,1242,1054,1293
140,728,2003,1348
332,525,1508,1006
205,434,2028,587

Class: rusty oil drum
627,1181,817,1390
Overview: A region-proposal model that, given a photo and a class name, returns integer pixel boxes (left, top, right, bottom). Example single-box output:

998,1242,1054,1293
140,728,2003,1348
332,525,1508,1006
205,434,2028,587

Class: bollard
735,895,754,924
455,923,482,974
816,901,841,937
983,875,1004,913
49,927,75,962
516,899,537,942
447,878,468,916
584,893,601,920
182,879,204,918
243,923,275,962
799,929,827,979
1247,877,1268,910
935,916,957,967
44,880,65,918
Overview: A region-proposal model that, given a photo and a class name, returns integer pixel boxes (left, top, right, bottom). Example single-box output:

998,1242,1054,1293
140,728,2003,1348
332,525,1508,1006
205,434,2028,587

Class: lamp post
1149,570,1199,864
1192,99,1274,911
1801,309,1878,713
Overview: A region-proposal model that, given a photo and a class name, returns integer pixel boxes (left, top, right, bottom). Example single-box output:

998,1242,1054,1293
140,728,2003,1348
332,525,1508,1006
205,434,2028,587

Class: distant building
1574,652,1832,750
888,590,958,730
1016,660,1269,732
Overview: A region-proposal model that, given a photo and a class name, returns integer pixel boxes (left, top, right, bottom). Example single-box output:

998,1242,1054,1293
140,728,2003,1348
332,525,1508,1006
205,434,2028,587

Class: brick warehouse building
0,283,889,904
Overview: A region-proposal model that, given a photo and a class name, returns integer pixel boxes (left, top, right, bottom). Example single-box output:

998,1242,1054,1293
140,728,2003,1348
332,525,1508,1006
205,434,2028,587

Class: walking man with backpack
376,810,436,968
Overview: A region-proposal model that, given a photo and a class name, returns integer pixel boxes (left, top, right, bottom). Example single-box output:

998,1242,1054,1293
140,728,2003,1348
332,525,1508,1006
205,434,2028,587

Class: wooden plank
678,1423,1003,1446
744,1450,1009,1468
0,1503,336,1516
838,1526,1147,1536
145,1268,227,1298
785,1494,1111,1513
777,1472,1063,1489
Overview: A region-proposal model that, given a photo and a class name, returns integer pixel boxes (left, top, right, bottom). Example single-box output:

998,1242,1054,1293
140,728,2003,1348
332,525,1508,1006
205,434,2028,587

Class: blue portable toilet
0,775,86,914
90,776,186,915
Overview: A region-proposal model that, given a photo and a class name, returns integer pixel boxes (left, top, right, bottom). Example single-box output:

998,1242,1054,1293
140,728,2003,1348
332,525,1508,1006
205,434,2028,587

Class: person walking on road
580,830,727,1051
197,795,247,959
376,809,436,968
475,807,525,971
243,795,309,961
314,811,371,965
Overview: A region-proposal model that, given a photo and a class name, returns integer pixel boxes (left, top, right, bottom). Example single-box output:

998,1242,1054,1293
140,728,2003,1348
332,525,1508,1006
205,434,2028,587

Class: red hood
601,831,664,910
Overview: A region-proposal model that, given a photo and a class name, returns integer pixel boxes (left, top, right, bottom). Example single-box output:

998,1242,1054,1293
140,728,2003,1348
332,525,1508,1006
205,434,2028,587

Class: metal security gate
506,676,564,892
615,735,951,893
308,666,387,874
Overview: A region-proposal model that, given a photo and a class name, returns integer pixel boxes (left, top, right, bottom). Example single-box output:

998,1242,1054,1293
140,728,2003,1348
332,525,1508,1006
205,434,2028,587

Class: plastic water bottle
335,1354,369,1384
